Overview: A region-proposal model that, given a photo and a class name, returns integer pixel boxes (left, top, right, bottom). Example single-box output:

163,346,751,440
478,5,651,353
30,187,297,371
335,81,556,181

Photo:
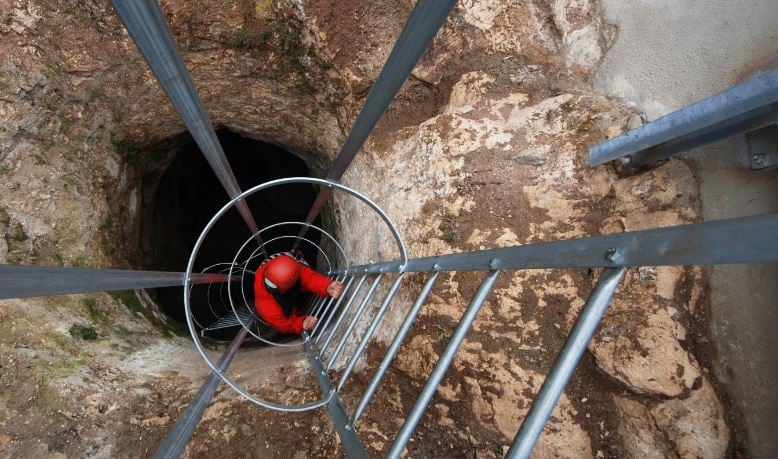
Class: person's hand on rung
303,316,318,331
327,281,344,298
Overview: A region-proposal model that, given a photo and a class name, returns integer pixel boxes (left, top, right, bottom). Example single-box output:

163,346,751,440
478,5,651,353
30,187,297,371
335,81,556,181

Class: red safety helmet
264,254,301,293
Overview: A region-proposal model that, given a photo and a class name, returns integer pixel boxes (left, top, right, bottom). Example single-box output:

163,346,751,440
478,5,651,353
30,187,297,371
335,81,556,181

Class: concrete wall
594,1,778,457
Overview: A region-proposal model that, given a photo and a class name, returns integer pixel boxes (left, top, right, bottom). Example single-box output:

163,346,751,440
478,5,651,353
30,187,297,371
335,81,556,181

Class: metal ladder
0,0,776,457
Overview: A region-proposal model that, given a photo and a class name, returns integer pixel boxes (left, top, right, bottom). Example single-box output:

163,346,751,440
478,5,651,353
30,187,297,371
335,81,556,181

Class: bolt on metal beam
589,67,778,167
505,267,625,458
335,213,778,274
109,0,265,252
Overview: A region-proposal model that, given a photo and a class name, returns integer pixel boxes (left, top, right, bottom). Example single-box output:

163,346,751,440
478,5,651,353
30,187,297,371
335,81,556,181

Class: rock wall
0,0,734,457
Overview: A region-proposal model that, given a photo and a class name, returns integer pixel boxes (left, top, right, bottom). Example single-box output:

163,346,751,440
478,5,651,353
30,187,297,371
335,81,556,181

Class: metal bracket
747,124,778,170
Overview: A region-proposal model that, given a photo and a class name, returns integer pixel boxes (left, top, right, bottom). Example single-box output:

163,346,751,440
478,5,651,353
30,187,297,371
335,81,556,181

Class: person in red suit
254,252,344,334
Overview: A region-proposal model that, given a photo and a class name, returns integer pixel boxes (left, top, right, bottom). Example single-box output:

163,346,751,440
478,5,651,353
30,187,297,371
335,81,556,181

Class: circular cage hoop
184,177,407,411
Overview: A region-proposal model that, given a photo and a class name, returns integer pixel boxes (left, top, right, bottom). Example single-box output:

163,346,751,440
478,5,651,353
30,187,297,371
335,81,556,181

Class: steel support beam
505,268,625,458
589,67,778,167
336,213,778,274
153,324,251,459
304,333,367,459
110,0,264,249
0,265,231,300
387,271,500,458
293,0,456,248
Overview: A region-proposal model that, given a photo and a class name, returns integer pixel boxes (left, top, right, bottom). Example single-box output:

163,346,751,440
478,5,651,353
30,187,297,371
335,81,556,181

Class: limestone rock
592,301,701,397
651,379,730,458
612,396,675,459
613,379,730,458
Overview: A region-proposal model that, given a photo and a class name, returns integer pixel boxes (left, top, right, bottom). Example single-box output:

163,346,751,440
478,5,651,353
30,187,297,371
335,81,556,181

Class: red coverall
253,262,332,334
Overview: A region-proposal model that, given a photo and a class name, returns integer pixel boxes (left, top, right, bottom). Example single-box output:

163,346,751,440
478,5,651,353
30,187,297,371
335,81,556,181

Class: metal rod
303,333,368,458
0,264,231,300
292,0,456,248
319,275,368,352
153,322,251,458
109,0,264,249
311,276,344,337
386,270,500,458
336,274,405,391
352,272,439,424
325,274,384,370
335,213,778,274
315,276,356,343
310,295,327,319
505,267,625,459
589,67,778,166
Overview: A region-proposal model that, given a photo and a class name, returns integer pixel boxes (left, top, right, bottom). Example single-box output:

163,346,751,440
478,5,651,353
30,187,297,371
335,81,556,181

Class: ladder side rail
589,67,778,166
319,275,369,352
303,332,368,459
386,270,501,458
351,272,439,424
336,274,406,391
325,274,385,370
314,275,357,341
505,267,625,459
338,213,778,274
310,276,344,337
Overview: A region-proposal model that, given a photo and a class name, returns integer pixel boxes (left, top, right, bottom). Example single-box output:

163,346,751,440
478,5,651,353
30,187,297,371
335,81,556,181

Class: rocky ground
0,0,735,457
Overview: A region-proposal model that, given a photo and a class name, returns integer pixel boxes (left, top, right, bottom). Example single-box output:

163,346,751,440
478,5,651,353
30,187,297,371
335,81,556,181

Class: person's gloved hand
327,281,344,298
303,315,318,331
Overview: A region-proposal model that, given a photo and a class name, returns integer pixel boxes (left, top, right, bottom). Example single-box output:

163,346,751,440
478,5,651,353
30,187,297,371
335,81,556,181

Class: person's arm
299,265,333,297
261,302,306,334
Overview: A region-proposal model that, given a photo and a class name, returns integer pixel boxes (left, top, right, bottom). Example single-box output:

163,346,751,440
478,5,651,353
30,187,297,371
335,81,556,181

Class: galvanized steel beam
337,213,778,274
589,67,778,167
294,0,456,247
110,0,264,249
153,324,251,459
0,264,231,299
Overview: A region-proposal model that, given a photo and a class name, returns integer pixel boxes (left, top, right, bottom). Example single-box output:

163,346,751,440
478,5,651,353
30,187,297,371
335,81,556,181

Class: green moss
32,153,48,165
82,296,104,322
69,324,98,341
53,253,64,266
110,290,155,323
109,131,139,167
442,230,455,243
57,113,72,134
277,24,307,68
8,222,27,242
233,27,251,48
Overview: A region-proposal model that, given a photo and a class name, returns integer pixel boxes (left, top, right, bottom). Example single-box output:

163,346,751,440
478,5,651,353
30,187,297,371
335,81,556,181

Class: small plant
32,153,47,165
69,324,98,341
442,230,455,243
57,113,73,134
434,323,448,341
53,253,64,266
82,297,104,322
109,131,140,167
233,27,251,48
9,222,27,242
255,0,272,16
